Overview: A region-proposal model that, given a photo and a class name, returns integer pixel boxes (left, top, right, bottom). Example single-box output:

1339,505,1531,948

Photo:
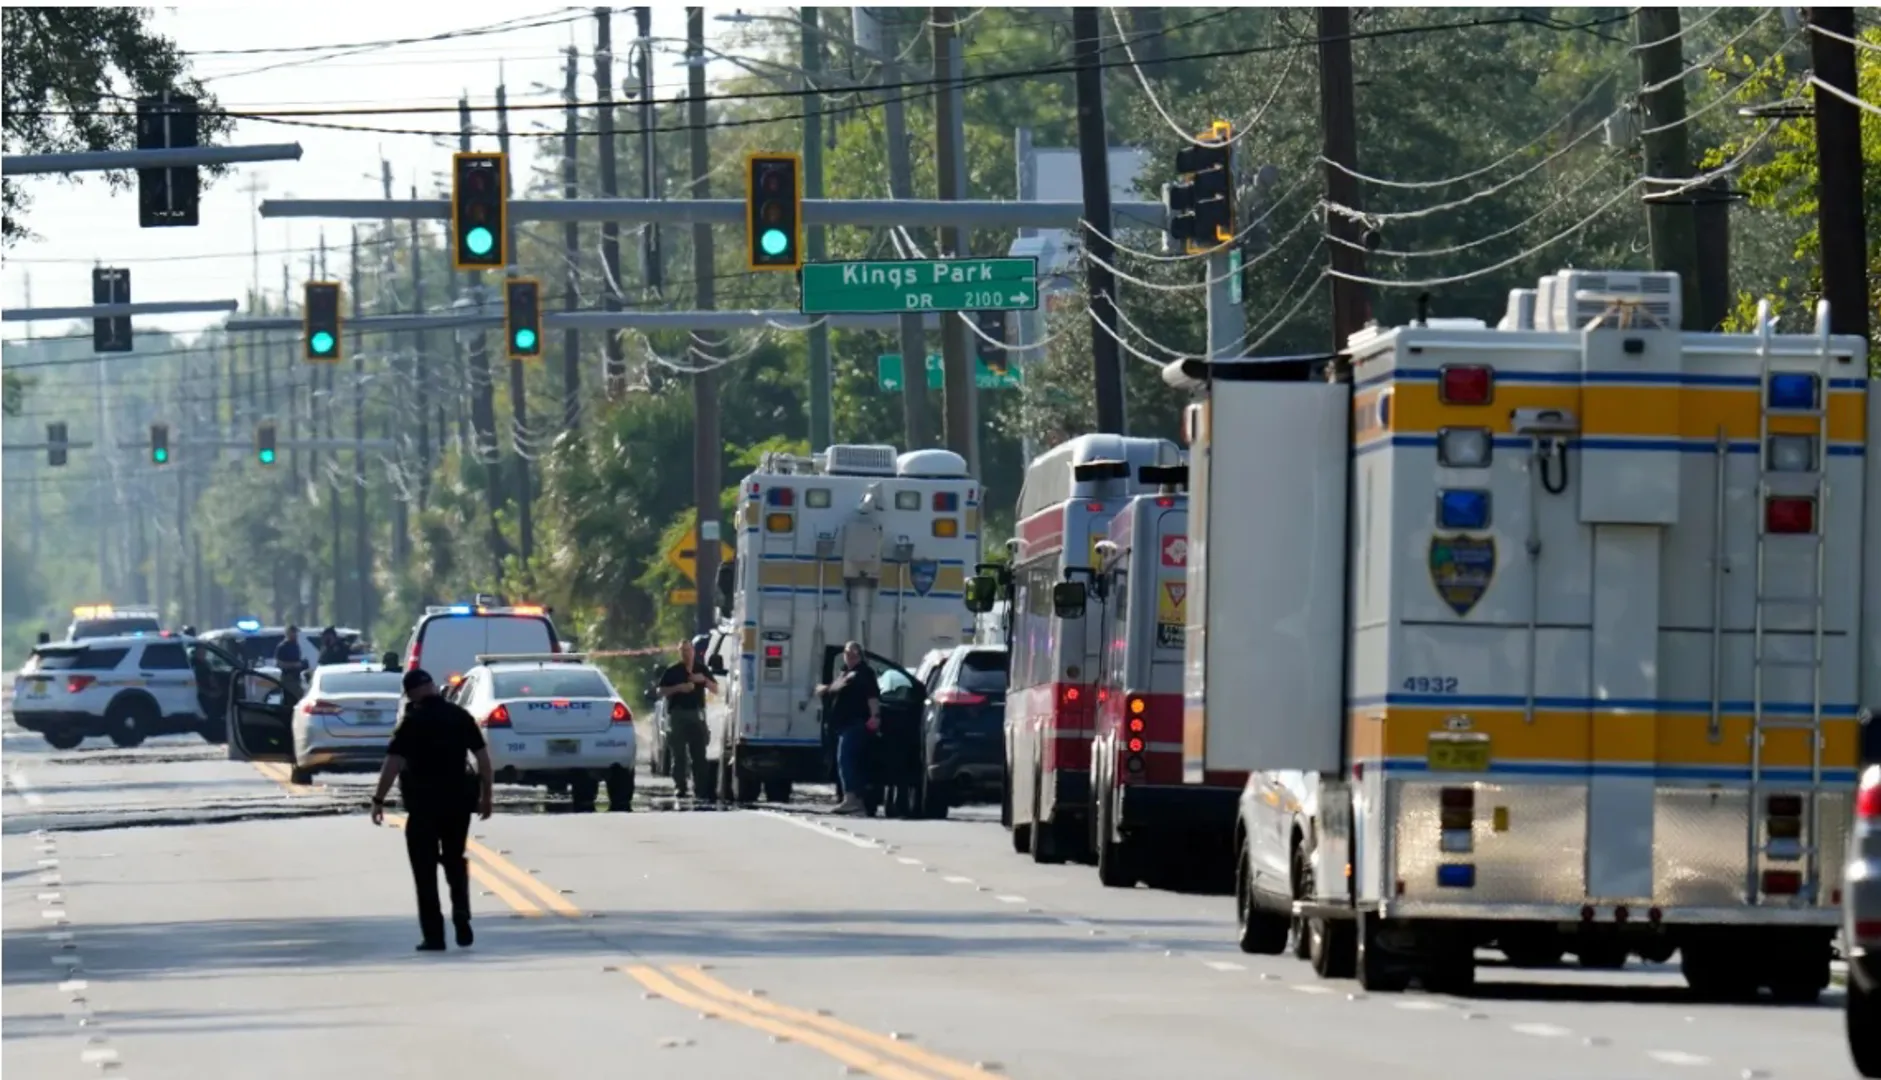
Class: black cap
403,668,435,694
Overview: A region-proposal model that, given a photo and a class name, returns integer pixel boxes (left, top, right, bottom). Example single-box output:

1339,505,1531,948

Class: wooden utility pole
1636,7,1703,328
410,185,431,509
562,46,584,432
802,7,832,449
688,6,721,635
1809,7,1871,343
596,7,627,397
636,6,663,295
935,7,979,473
1071,7,1126,434
1318,6,1370,356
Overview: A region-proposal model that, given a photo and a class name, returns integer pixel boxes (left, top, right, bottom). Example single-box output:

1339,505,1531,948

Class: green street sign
802,257,1040,315
877,354,1021,392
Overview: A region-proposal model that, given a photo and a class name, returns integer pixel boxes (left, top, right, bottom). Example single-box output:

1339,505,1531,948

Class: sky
0,3,784,345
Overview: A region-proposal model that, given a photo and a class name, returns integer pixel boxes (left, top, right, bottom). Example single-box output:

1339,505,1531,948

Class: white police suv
11,633,213,749
447,653,635,812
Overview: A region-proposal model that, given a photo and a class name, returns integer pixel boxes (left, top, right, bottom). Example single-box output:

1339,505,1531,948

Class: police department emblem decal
1428,534,1495,617
909,560,938,597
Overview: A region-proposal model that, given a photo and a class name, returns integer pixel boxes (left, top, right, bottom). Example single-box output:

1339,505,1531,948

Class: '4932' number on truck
1401,676,1458,694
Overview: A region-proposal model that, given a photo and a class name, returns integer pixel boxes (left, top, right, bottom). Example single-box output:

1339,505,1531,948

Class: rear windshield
34,647,128,671
70,617,159,640
315,671,405,696
956,650,1009,694
492,668,612,699
415,615,557,680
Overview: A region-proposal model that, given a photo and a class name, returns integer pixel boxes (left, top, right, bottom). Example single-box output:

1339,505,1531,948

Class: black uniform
274,638,308,702
658,660,713,797
387,695,486,944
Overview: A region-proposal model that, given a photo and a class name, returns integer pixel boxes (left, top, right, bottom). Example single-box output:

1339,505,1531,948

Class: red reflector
307,700,344,716
1766,793,1804,817
1857,779,1881,819
1764,496,1814,534
65,676,95,694
484,705,511,727
1085,501,1102,511
1126,737,1144,753
1127,717,1145,734
765,645,783,658
1154,496,1174,508
1439,786,1475,811
932,688,988,706
611,702,630,723
1439,365,1493,405
1063,686,1081,703
1761,869,1802,895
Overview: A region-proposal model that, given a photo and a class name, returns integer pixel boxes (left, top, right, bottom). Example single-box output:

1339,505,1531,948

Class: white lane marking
752,809,882,850
1647,1051,1712,1067
48,931,74,942
37,858,58,867
8,769,44,805
79,1048,118,1065
37,892,62,902
1291,984,1335,995
942,875,974,884
41,910,67,920
1203,961,1246,972
896,857,924,866
53,955,80,967
995,895,1027,904
1058,917,1095,928
1510,1023,1571,1038
59,980,88,992
1394,1000,1449,1011
39,873,61,885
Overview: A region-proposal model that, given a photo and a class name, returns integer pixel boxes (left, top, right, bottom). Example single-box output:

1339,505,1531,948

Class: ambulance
967,434,1184,864
1172,270,1878,999
715,444,980,804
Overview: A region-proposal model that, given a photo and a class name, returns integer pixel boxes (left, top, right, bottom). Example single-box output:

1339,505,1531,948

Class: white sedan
449,655,636,812
290,664,404,784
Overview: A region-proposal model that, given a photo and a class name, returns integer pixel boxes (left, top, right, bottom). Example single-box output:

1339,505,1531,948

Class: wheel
1680,941,1759,1002
43,730,84,751
1356,914,1411,992
1761,935,1830,1004
1849,974,1881,1077
1234,847,1289,955
105,698,153,748
921,774,950,820
1030,781,1065,865
1500,937,1566,968
606,765,635,812
289,765,314,785
546,780,569,796
570,774,601,813
999,766,1012,828
1310,917,1357,979
762,779,792,804
1096,793,1136,888
1575,942,1628,970
733,767,760,805
1010,821,1032,854
1290,846,1312,959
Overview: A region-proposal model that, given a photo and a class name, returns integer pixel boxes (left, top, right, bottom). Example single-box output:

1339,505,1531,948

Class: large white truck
1173,270,1879,998
712,444,982,804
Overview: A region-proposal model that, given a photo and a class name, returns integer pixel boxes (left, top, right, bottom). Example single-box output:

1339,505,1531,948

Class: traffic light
504,278,543,360
255,421,277,466
303,281,342,362
135,94,200,228
745,152,803,271
47,422,68,467
974,310,1010,375
1166,120,1235,255
452,152,507,271
150,423,170,466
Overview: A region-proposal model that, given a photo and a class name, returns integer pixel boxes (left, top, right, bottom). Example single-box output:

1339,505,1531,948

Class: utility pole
1809,7,1870,343
410,184,431,509
596,8,627,397
340,226,361,627
1693,177,1733,332
688,6,721,635
284,261,300,491
803,7,832,449
497,77,535,566
461,95,510,575
382,160,410,580
859,6,933,449
1318,6,1370,358
636,6,663,295
934,8,979,473
1071,7,1125,434
1636,7,1703,329
562,46,584,432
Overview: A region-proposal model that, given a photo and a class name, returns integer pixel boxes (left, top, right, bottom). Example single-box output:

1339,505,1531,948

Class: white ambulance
1175,271,1878,999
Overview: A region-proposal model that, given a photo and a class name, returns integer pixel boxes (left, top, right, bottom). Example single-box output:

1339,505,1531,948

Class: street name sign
801,257,1039,315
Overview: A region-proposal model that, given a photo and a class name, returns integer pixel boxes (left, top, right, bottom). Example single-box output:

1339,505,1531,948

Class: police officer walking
370,668,494,952
657,637,717,800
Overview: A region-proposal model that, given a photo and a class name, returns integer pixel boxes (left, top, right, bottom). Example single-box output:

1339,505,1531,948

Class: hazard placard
1158,579,1187,625
1161,534,1188,568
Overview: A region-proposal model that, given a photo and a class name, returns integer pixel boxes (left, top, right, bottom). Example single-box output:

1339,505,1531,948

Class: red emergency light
1438,365,1493,406
1764,497,1815,534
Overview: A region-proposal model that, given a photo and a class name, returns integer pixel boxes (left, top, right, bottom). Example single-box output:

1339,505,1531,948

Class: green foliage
1,7,233,244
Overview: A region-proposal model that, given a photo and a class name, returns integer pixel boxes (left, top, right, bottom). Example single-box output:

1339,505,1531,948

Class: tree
2,7,233,245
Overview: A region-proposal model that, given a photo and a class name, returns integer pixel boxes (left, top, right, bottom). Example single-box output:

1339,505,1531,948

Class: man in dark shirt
657,637,717,800
274,625,308,703
315,626,352,667
370,668,494,952
816,641,880,815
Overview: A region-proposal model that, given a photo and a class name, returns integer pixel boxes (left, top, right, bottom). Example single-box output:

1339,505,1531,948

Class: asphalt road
2,723,1862,1080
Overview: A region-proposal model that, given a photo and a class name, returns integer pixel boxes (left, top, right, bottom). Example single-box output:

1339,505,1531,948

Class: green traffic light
152,448,168,464
466,226,495,256
310,330,335,355
514,327,538,351
760,228,789,257
258,449,276,465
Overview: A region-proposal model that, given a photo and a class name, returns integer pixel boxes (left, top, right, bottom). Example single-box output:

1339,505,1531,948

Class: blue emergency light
447,605,473,615
933,492,959,512
1438,489,1490,531
1436,864,1477,888
1766,373,1819,411
235,618,261,633
766,487,794,507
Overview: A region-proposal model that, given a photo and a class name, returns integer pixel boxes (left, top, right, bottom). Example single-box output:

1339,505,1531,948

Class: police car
65,605,161,643
447,653,636,812
11,633,212,749
402,598,562,690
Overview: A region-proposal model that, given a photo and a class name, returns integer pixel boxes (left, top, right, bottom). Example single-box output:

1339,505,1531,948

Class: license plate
547,739,580,756
355,710,382,725
24,682,47,699
1427,736,1490,772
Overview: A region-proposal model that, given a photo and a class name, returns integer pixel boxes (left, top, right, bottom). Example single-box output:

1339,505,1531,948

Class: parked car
1848,763,1880,1077
287,664,405,785
910,644,1008,819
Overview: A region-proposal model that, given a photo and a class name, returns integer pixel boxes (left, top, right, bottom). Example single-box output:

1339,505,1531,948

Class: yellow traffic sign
664,527,734,584
668,588,698,606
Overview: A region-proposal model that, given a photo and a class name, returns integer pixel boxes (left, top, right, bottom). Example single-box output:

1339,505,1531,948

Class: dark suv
913,645,1008,819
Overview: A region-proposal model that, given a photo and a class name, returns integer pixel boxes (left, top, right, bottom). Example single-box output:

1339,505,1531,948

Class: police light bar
235,618,262,632
473,653,589,666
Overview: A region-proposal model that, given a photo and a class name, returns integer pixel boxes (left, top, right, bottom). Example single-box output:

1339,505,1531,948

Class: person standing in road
815,641,881,816
370,668,494,952
657,638,717,800
316,626,352,667
275,625,308,703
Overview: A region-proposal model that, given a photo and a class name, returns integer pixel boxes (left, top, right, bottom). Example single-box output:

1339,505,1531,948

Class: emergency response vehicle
13,632,207,748
1075,474,1238,890
450,653,636,812
968,435,1185,864
714,444,973,804
1168,270,1878,1000
402,598,561,689
64,605,161,642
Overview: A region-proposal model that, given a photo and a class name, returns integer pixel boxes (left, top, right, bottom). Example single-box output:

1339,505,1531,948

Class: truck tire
44,730,84,751
734,768,760,806
1761,934,1830,1004
1290,846,1312,959
1295,842,1355,977
1234,846,1288,954
1096,792,1135,888
1850,975,1881,1077
1356,914,1411,993
763,779,792,804
1010,822,1032,854
1030,782,1065,865
1680,940,1759,1002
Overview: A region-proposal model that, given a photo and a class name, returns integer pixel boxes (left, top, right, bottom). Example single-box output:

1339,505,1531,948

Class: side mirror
1052,581,1087,619
963,574,999,614
709,656,728,676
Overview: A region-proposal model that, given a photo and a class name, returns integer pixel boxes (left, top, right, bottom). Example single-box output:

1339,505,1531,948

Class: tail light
932,688,988,706
1761,869,1802,895
306,700,344,716
611,702,631,724
65,676,95,694
406,643,421,670
1764,496,1815,534
484,705,511,728
1438,364,1493,405
1857,771,1881,820
1062,686,1081,705
1126,736,1145,753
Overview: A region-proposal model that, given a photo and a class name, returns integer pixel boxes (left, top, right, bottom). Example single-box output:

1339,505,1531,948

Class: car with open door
814,645,927,818
223,667,299,768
